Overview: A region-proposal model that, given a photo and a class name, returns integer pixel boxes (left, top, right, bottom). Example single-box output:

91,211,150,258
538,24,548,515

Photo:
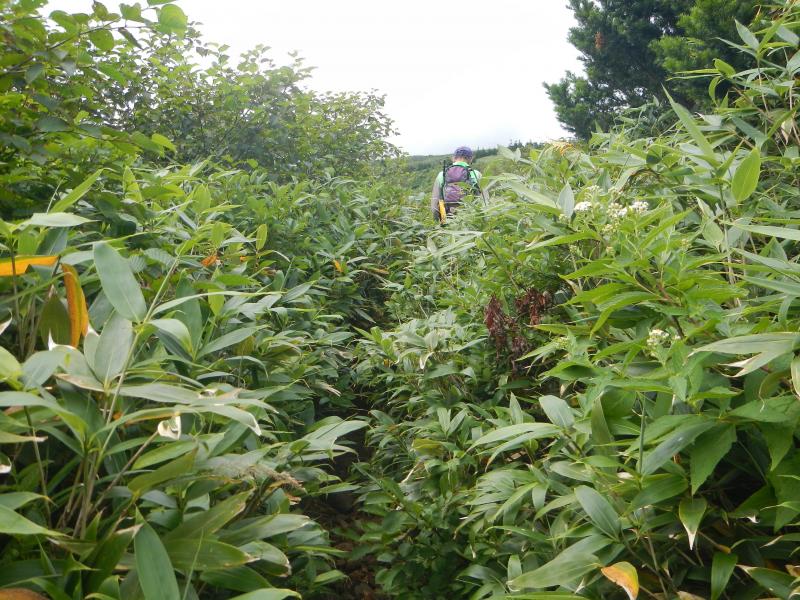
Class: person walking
431,146,484,223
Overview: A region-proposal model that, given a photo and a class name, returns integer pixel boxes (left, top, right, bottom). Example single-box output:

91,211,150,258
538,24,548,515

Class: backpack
440,160,481,212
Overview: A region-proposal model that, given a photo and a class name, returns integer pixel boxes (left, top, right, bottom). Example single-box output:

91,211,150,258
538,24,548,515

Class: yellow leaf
0,255,58,277
333,259,343,273
200,253,218,267
601,561,639,600
0,589,50,600
62,264,89,347
677,593,706,600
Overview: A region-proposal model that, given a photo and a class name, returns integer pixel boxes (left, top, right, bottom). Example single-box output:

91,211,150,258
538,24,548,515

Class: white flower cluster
574,201,593,213
602,200,650,221
646,328,679,351
607,202,629,220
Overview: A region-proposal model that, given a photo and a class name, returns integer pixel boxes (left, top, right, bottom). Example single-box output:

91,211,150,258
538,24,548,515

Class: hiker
431,146,485,223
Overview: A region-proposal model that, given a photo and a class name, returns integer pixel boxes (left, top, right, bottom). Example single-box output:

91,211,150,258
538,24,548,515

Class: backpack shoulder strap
466,166,483,194
440,160,449,199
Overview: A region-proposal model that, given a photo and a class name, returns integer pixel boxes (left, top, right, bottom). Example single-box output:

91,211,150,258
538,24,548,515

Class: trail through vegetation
1,1,799,600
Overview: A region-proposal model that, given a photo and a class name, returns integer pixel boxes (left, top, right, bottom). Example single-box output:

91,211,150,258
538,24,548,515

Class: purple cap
454,146,473,160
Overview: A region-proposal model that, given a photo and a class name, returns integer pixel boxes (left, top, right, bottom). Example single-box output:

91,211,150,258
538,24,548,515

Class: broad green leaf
791,355,800,399
691,425,736,493
575,485,620,538
731,148,761,203
25,63,44,83
641,420,714,475
0,346,22,383
746,276,800,297
94,242,147,322
158,4,188,33
197,326,260,358
590,396,613,457
539,395,574,428
150,133,176,152
52,170,103,212
734,224,800,241
86,527,137,593
776,25,799,45
527,231,596,250
729,397,795,423
21,213,91,228
0,504,60,536
714,58,736,77
471,423,559,448
164,538,251,571
255,224,268,250
505,181,560,214
128,448,196,495
557,183,574,217
153,291,252,315
93,314,133,386
134,521,180,600
280,282,313,304
735,20,760,51
37,116,70,132
134,439,196,469
119,382,200,404
0,492,46,510
199,566,271,594
693,333,800,356
150,318,192,352
678,497,707,549
759,422,794,471
0,391,63,413
509,552,597,590
630,474,688,510
740,566,794,599
221,514,311,546
165,491,250,541
711,552,737,600
89,29,115,51
767,454,800,528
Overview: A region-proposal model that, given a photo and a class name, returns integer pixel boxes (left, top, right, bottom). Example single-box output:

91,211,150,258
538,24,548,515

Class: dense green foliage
546,0,758,138
0,0,398,217
349,4,800,598
1,1,799,600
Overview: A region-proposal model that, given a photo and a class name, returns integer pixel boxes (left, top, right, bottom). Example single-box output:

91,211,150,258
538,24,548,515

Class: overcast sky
47,1,583,155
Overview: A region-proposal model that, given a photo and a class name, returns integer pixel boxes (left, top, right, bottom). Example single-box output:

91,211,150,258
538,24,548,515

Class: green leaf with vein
94,242,147,322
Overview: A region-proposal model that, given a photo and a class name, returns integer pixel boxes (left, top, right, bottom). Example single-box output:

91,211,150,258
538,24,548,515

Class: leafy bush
0,156,421,598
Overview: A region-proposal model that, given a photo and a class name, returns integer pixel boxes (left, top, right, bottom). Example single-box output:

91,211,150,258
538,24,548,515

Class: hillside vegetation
1,1,799,600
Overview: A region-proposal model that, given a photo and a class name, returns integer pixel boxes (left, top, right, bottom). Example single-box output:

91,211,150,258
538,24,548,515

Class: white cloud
45,0,583,154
